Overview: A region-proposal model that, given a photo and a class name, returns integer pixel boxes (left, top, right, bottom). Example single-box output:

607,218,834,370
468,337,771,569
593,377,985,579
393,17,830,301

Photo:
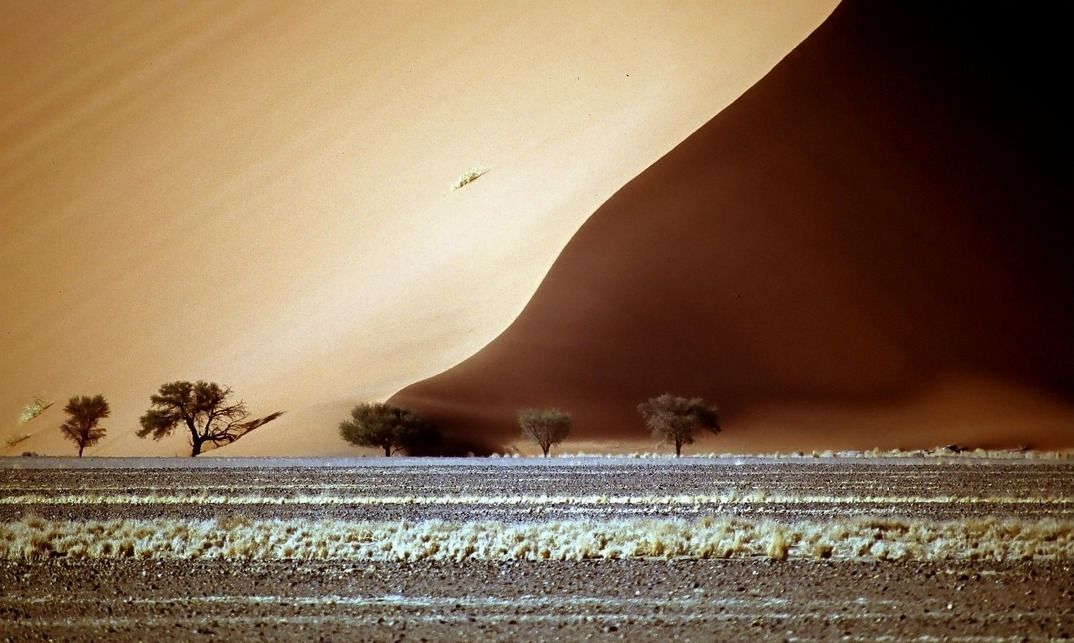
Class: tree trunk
78,444,84,457
384,445,392,457
191,439,203,457
675,441,682,458
186,418,199,450
542,445,550,457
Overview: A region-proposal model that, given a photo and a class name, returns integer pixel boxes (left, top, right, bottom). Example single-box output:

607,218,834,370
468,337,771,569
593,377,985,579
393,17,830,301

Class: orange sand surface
1,0,838,456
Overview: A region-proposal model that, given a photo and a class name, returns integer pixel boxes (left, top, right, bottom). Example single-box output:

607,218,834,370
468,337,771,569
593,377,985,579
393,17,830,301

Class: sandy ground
1,457,1072,639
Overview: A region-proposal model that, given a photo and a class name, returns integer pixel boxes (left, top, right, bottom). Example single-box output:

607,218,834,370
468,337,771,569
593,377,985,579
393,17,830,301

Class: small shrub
18,397,53,424
450,166,488,191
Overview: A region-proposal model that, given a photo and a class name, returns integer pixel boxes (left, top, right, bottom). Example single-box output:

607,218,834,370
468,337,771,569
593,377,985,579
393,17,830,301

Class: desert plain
1,0,1071,640
1,455,1072,641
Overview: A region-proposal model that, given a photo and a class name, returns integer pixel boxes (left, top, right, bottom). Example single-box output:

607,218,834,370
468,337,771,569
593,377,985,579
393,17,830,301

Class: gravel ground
1,457,1072,640
1,558,1072,641
2,459,1071,522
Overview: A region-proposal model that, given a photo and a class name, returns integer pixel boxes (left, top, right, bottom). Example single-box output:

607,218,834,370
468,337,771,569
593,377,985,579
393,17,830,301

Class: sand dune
0,1,838,456
392,0,1074,453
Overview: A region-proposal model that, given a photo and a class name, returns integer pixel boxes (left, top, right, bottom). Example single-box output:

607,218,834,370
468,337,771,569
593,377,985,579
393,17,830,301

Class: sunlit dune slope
0,0,838,456
392,0,1074,453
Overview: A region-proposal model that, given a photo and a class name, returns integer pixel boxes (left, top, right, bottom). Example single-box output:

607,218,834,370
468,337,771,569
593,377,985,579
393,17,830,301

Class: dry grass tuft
17,396,53,424
4,434,30,448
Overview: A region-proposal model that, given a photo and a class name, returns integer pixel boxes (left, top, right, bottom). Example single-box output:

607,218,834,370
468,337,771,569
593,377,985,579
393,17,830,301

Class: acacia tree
137,381,283,456
339,402,439,456
637,393,720,457
518,408,571,457
60,394,110,457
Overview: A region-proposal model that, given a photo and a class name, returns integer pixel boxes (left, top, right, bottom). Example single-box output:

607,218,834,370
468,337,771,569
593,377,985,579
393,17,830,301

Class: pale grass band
3,516,1071,562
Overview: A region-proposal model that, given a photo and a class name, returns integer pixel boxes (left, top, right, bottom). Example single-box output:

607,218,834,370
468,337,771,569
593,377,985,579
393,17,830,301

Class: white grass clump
17,396,53,424
2,516,1071,562
450,166,488,191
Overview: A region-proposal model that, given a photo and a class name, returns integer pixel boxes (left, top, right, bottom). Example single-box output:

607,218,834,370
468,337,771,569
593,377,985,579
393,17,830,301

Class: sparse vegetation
137,381,283,456
1,515,1069,562
339,402,439,456
59,394,110,457
18,396,53,424
450,166,488,191
518,408,571,457
637,394,720,457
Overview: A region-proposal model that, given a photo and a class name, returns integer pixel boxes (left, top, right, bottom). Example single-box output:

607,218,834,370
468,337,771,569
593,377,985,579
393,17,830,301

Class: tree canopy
637,393,720,457
60,394,110,457
518,408,571,457
339,402,439,456
137,381,283,456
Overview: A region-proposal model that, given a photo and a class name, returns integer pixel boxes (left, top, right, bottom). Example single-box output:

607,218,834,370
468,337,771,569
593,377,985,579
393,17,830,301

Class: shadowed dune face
392,0,1074,453
0,1,839,455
